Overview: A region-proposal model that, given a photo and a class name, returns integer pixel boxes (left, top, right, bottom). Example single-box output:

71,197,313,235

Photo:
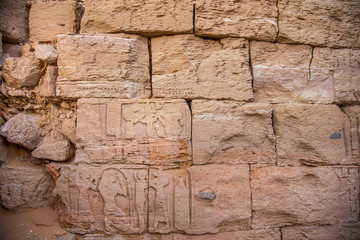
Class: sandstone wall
0,0,359,239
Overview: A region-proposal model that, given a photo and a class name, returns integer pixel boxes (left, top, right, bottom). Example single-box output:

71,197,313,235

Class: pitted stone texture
75,99,191,165
309,48,360,105
81,0,192,36
0,0,29,43
53,164,148,235
0,112,43,150
282,224,360,240
56,34,150,99
2,52,45,88
278,0,360,48
251,41,326,103
342,106,360,163
195,0,278,41
152,35,252,101
252,166,359,228
192,100,275,165
0,160,52,210
273,104,353,166
34,44,57,64
29,1,83,42
149,165,251,234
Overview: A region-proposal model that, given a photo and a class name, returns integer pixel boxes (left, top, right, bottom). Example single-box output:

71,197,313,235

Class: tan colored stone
282,224,360,240
273,104,353,165
342,106,360,163
252,166,359,228
0,112,43,150
195,0,278,41
81,0,192,36
152,35,252,101
306,48,360,105
192,100,275,165
31,131,74,162
60,117,76,144
56,34,150,99
149,165,251,234
0,0,29,43
0,160,52,210
53,164,148,235
278,0,360,48
0,43,23,66
2,51,45,88
29,1,83,42
37,65,57,97
34,44,57,63
75,99,191,165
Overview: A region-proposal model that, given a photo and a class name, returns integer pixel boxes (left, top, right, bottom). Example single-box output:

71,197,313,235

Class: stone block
56,34,151,99
29,1,83,42
282,224,360,240
34,44,57,64
81,0,192,36
0,0,29,43
273,104,353,165
0,160,52,210
149,165,251,234
75,99,191,165
192,100,275,165
37,65,57,97
278,0,360,48
53,164,148,235
342,105,360,163
195,0,278,41
152,35,252,101
251,166,359,228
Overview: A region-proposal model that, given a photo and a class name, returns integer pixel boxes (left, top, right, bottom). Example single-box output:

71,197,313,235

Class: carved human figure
150,174,170,229
98,169,129,217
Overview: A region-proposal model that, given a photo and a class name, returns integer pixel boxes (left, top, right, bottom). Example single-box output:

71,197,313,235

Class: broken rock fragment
34,44,57,64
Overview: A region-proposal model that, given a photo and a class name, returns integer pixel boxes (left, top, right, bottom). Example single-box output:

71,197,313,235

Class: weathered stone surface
252,166,359,228
53,164,148,234
32,131,74,162
251,41,318,103
192,100,275,165
56,34,151,99
149,165,251,234
0,112,43,150
37,65,57,97
308,48,360,105
0,0,29,43
60,116,76,144
29,1,83,42
0,43,23,67
0,137,39,166
34,44,57,63
0,160,52,210
195,0,278,41
75,99,191,165
278,0,360,48
2,51,45,88
152,35,252,101
342,106,360,163
282,224,360,240
273,104,353,165
81,0,192,36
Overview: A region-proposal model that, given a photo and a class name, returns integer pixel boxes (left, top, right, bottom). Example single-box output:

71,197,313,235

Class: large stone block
195,0,278,41
29,1,83,42
342,106,360,163
0,160,52,210
273,104,353,165
192,100,275,165
149,165,251,234
282,224,360,240
309,48,360,105
75,99,191,165
56,34,151,99
0,0,29,43
53,164,148,235
278,0,360,48
81,0,192,36
251,166,359,228
152,35,252,101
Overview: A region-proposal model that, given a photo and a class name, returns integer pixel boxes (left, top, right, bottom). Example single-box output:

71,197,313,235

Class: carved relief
53,164,148,234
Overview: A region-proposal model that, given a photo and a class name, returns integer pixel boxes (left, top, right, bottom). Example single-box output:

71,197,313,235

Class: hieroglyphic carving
53,164,148,235
148,165,251,234
75,99,191,165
